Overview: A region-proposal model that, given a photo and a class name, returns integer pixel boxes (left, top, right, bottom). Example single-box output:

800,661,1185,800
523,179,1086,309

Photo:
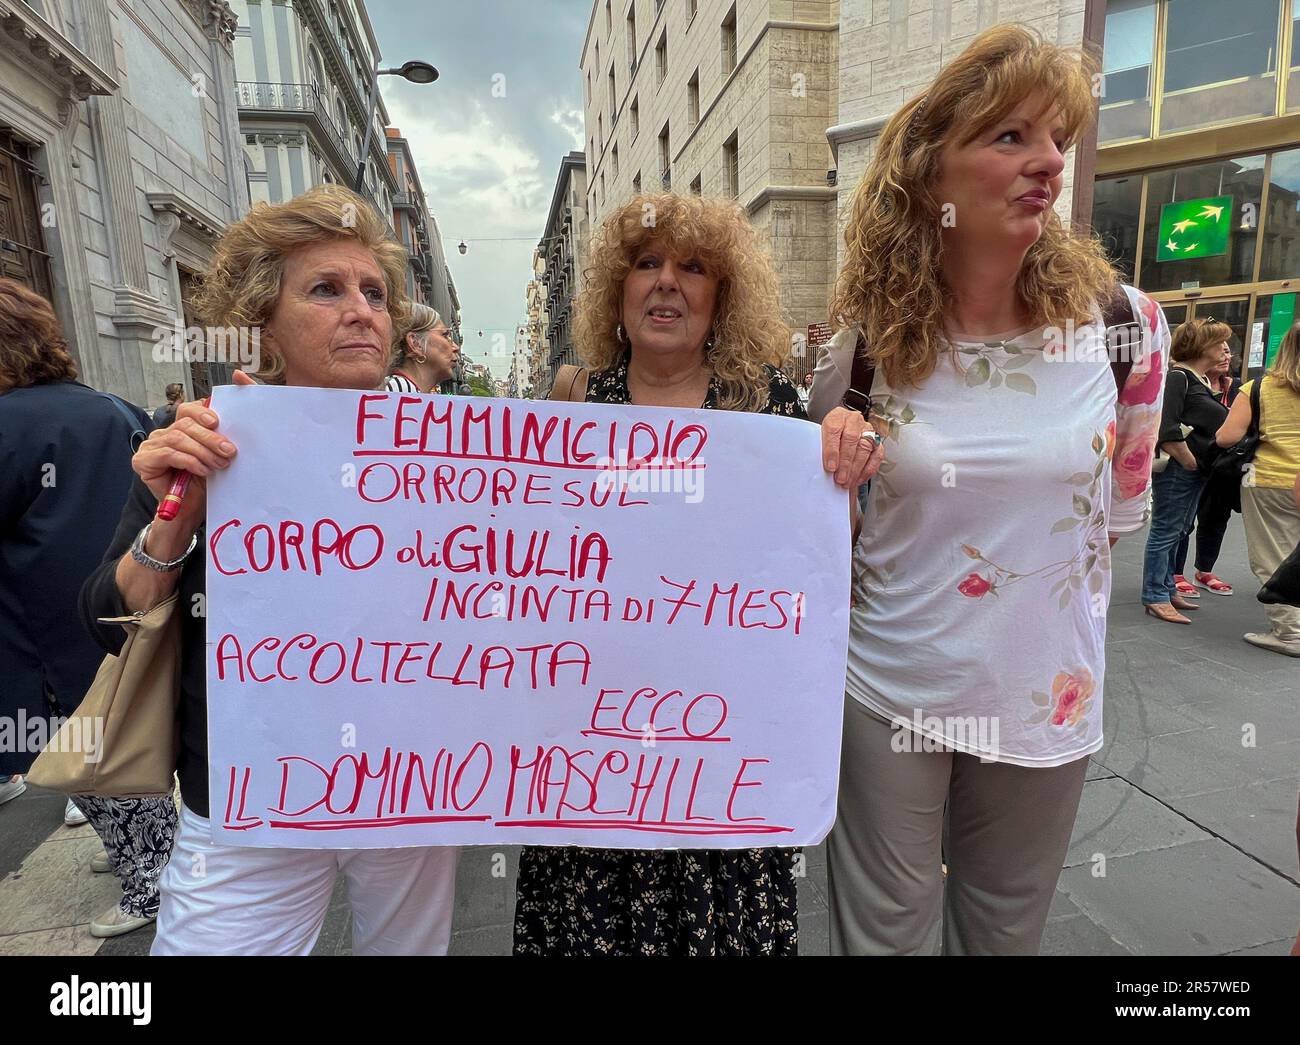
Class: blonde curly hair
192,183,412,385
575,193,790,412
830,24,1116,388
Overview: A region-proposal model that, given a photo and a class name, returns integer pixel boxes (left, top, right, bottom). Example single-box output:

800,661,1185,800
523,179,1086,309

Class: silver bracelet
130,523,198,572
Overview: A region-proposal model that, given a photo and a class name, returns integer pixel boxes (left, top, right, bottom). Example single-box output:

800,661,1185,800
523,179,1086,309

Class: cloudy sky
367,1,590,377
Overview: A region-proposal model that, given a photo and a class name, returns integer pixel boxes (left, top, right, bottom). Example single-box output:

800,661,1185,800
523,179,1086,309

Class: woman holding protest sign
512,192,885,956
79,184,461,956
807,26,1168,954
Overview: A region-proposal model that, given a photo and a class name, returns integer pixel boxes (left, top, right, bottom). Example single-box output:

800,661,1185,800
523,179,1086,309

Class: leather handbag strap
843,283,1141,409
97,391,151,451
548,364,590,403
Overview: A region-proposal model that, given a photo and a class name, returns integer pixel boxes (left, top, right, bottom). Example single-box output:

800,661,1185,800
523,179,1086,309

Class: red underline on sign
225,820,264,831
493,819,792,835
578,730,732,742
266,815,493,830
351,449,706,472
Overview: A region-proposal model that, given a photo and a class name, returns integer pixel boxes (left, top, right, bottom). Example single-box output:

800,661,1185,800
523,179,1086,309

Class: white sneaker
89,904,155,939
90,849,113,874
64,797,88,826
1243,632,1300,658
0,776,26,808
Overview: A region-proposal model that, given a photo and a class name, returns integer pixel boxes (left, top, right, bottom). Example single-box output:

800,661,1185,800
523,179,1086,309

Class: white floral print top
808,287,1169,767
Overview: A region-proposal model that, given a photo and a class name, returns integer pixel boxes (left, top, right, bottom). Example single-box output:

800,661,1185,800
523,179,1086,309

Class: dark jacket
1159,366,1231,469
0,380,150,775
80,478,209,813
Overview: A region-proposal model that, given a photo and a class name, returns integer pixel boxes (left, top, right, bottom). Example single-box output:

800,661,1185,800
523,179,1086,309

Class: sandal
1173,575,1200,598
1194,571,1233,596
1145,602,1191,625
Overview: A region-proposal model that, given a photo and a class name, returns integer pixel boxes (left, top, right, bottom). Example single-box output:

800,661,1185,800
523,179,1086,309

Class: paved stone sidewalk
1,523,1296,955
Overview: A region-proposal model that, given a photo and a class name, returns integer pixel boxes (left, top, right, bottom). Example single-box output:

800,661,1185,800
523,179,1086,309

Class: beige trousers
1241,485,1300,643
827,698,1089,955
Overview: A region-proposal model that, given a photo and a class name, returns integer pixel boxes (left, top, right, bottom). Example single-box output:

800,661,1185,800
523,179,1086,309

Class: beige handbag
548,364,590,402
27,595,181,798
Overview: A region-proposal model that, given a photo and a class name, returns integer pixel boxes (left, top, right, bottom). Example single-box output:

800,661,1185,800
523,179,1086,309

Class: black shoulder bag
1209,376,1263,487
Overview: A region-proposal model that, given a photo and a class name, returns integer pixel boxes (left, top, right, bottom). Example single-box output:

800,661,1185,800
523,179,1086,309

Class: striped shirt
385,372,421,394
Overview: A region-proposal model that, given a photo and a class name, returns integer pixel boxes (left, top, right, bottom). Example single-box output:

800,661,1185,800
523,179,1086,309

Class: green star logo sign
1156,195,1232,262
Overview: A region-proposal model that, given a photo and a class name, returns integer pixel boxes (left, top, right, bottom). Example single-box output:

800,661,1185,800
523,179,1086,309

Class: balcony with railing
236,80,355,177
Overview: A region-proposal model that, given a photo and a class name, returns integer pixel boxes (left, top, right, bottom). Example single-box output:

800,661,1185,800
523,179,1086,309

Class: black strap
843,283,1141,411
1249,374,1263,439
96,392,150,453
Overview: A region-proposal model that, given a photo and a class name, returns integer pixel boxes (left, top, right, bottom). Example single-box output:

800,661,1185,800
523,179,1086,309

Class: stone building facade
580,0,841,377
0,0,249,406
535,150,588,396
229,0,397,219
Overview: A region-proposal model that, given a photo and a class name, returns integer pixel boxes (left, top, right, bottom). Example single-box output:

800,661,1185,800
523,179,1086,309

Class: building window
627,6,637,69
721,4,737,76
1260,146,1300,280
1159,0,1280,135
609,67,617,122
598,113,603,155
595,40,600,77
688,68,700,126
612,143,620,178
606,0,612,35
1138,153,1265,291
687,0,698,24
633,170,642,195
723,130,739,198
630,96,639,139
656,30,668,88
1287,0,1300,110
1092,175,1143,282
658,122,671,188
1099,0,1156,144
690,173,702,196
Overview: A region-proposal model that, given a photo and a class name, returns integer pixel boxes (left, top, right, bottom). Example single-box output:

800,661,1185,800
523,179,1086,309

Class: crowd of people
1,25,1297,957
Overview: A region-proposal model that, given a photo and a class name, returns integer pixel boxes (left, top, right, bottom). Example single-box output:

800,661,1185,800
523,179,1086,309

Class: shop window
1099,0,1157,144
1159,0,1280,135
1139,154,1265,291
1092,175,1143,282
1289,0,1300,109
1260,147,1300,281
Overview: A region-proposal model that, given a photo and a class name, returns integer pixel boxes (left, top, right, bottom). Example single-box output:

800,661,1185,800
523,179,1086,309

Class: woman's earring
704,332,716,353
616,323,626,344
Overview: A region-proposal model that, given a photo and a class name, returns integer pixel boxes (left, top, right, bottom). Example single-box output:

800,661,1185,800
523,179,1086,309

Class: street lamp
353,60,439,194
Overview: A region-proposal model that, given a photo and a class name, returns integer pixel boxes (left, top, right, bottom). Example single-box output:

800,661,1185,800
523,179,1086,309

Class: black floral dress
512,355,806,956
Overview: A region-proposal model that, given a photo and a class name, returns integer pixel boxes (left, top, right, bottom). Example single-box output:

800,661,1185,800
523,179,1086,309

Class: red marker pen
154,396,212,522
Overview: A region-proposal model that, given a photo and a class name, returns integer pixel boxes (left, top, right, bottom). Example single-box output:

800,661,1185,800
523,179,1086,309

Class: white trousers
152,803,461,956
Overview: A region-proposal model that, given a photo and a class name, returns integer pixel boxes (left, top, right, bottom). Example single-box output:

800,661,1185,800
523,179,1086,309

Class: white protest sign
205,386,848,849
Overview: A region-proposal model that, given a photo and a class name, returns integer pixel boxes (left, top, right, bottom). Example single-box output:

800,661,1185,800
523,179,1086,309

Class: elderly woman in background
1140,318,1233,624
386,302,459,393
0,278,175,939
1215,322,1300,655
79,184,461,955
809,26,1167,954
512,192,884,956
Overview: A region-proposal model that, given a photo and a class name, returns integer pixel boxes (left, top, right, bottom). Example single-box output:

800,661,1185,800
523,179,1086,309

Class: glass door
1159,302,1189,329
1247,291,1297,381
